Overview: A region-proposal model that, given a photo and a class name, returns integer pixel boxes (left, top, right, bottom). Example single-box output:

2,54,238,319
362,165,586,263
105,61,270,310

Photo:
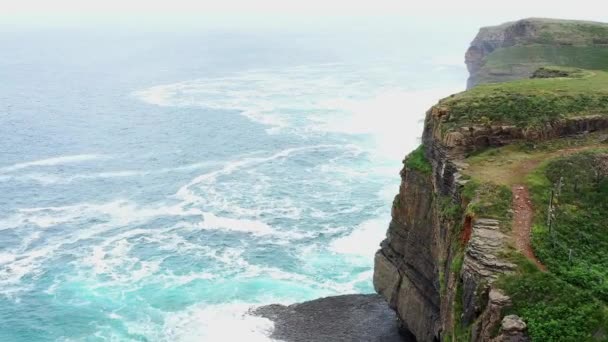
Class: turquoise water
0,29,465,340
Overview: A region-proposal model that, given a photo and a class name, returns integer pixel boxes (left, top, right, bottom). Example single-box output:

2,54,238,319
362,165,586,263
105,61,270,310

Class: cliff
465,18,608,88
375,18,608,342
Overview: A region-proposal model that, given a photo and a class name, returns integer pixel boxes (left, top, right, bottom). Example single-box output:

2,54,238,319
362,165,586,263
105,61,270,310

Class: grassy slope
504,151,608,341
519,19,608,45
464,132,606,185
485,46,608,72
440,68,608,128
527,152,608,301
460,137,608,341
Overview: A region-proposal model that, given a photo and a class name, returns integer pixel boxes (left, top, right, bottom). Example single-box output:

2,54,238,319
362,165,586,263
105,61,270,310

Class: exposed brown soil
511,185,547,271
461,216,473,246
467,144,602,186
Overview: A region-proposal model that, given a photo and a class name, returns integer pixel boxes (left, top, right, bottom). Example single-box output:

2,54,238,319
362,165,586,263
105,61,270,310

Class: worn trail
511,185,547,271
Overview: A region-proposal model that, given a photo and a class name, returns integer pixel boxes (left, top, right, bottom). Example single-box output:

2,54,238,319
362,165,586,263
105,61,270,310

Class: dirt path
466,143,603,271
511,185,547,271
467,144,602,186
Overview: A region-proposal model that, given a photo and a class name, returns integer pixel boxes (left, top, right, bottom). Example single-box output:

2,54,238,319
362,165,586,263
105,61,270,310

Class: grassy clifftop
439,66,608,128
461,134,608,340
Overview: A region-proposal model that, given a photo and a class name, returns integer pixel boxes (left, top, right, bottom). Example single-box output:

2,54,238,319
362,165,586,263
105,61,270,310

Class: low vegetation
463,181,512,227
528,151,608,301
459,135,608,340
439,67,608,128
485,46,608,74
519,19,608,45
464,132,608,186
500,260,606,341
404,145,432,174
497,151,608,341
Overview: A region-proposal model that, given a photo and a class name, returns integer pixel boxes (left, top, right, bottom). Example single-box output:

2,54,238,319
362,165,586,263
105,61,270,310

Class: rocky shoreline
254,294,415,342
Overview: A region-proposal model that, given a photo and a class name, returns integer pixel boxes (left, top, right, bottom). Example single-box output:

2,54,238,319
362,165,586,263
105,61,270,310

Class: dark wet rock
254,294,414,342
373,165,441,342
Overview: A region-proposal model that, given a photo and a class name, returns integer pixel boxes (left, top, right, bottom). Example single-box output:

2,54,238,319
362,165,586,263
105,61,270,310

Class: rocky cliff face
373,106,521,341
465,19,537,88
374,104,608,342
374,161,440,341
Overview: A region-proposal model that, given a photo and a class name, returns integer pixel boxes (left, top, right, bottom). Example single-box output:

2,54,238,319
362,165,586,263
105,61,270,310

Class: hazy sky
1,0,606,30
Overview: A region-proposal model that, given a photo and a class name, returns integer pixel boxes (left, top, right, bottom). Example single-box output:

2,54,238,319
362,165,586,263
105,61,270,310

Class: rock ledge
254,294,413,342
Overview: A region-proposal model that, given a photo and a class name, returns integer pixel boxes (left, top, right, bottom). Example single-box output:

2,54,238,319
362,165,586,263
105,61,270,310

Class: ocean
0,28,466,341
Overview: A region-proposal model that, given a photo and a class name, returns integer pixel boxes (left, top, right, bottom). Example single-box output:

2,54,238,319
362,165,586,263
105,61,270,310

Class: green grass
462,132,608,186
481,19,608,47
460,140,608,340
464,181,512,227
521,19,608,45
404,145,432,174
494,150,608,341
451,251,469,340
484,46,608,72
451,262,471,342
500,264,606,341
439,67,608,128
527,151,608,301
438,195,463,221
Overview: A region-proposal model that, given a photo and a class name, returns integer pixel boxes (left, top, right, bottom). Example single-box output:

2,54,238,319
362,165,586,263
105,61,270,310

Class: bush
465,182,512,224
502,270,605,341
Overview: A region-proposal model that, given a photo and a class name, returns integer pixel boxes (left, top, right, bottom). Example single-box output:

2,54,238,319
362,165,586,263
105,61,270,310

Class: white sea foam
0,154,108,173
0,183,315,291
131,64,391,135
133,63,463,148
107,312,123,320
0,160,219,185
0,253,15,265
162,302,277,342
329,218,389,258
0,200,200,291
156,272,217,288
313,86,463,160
133,75,292,133
200,213,274,235
378,183,399,204
2,200,197,231
175,144,355,204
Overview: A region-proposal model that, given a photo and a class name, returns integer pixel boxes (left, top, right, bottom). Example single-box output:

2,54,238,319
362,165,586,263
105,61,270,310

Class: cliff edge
375,18,608,342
